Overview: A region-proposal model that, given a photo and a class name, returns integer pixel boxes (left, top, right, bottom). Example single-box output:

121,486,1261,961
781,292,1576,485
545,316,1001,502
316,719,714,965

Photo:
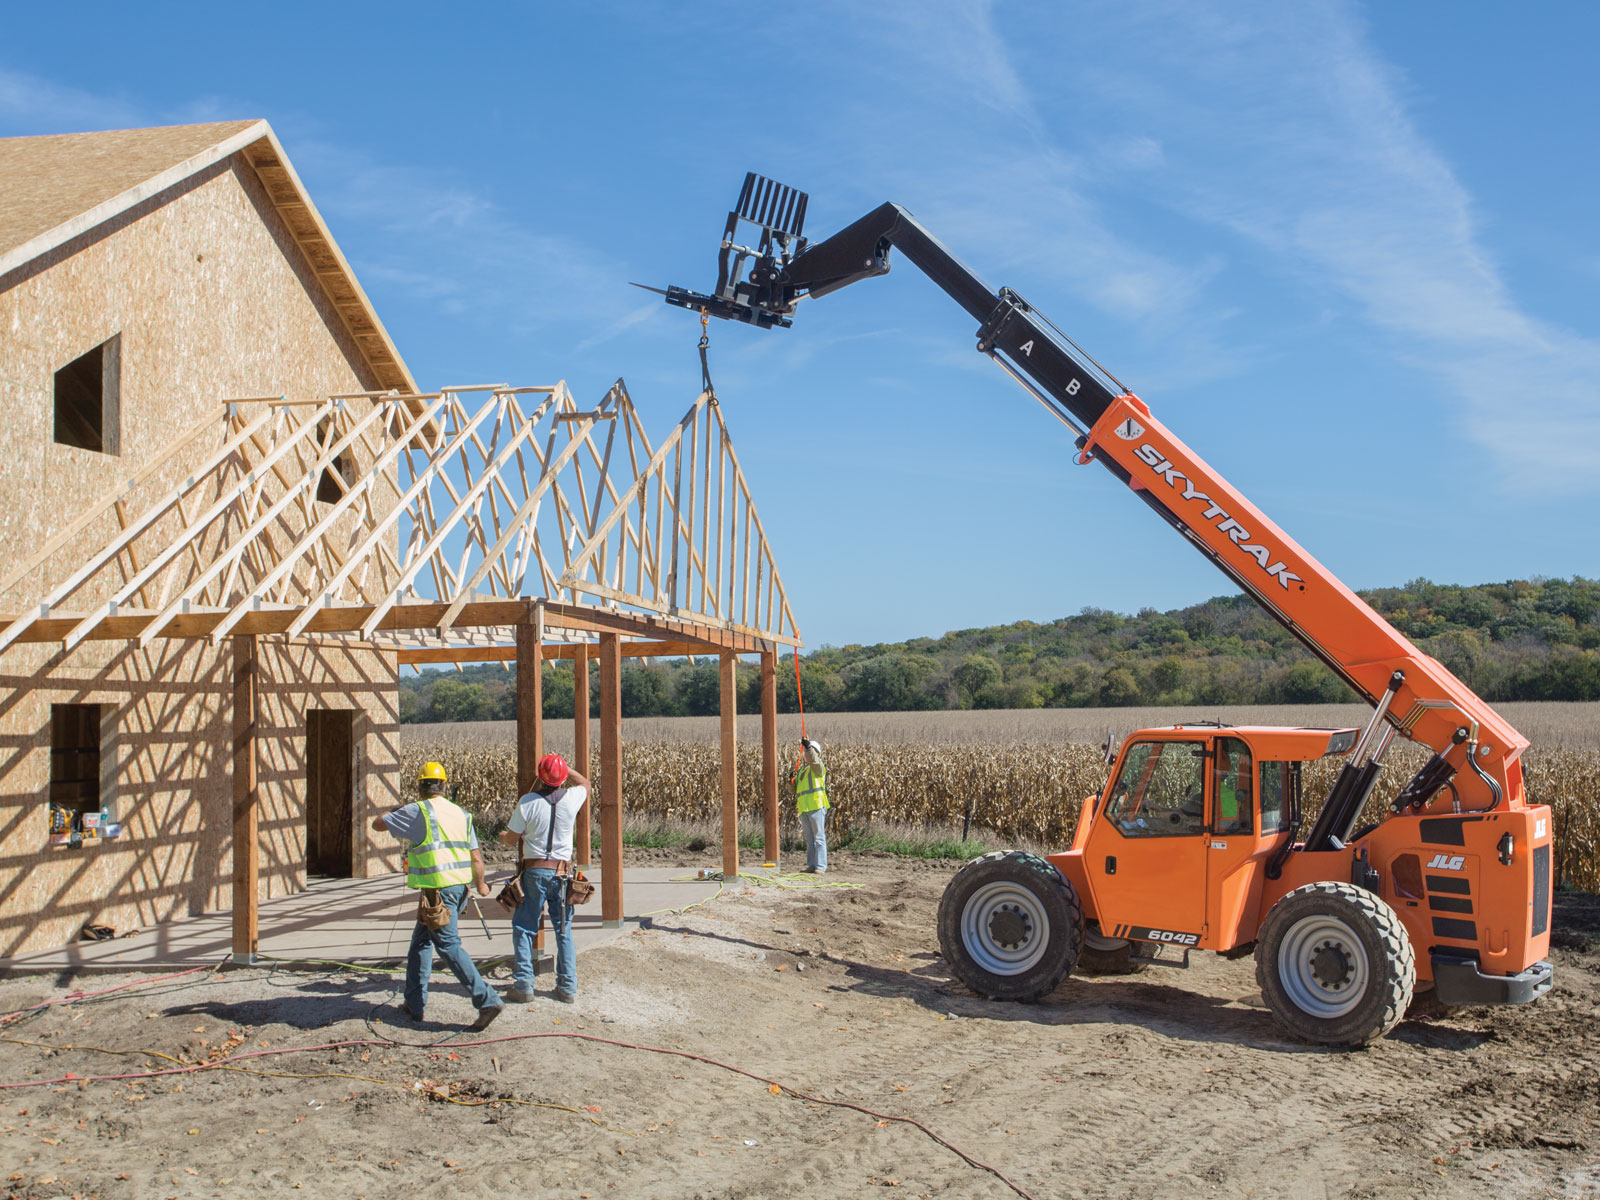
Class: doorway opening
306,709,355,878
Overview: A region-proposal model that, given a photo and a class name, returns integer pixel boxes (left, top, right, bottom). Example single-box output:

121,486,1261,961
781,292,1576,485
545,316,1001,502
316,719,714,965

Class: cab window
1259,761,1291,832
1214,737,1253,835
1104,740,1206,838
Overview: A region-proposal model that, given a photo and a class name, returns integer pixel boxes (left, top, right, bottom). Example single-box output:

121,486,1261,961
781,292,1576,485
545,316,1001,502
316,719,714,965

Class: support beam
517,620,543,783
599,632,623,926
231,635,259,963
395,639,712,666
574,649,592,868
761,649,778,868
720,650,739,879
515,620,545,963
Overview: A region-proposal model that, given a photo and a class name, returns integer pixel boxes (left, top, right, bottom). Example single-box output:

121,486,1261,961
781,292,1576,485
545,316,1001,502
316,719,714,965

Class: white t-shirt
506,786,587,862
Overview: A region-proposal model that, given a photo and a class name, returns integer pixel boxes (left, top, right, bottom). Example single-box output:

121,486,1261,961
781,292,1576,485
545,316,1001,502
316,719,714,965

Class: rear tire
1077,925,1149,975
937,851,1083,1001
1256,881,1415,1045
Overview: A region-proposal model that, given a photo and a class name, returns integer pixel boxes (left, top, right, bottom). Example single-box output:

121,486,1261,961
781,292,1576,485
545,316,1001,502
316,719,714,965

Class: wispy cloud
276,138,634,342
1066,1,1600,489
0,66,143,134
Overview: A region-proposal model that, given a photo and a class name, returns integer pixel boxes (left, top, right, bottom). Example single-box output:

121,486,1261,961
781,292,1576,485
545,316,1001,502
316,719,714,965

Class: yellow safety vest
1219,782,1240,823
406,798,475,889
795,764,829,814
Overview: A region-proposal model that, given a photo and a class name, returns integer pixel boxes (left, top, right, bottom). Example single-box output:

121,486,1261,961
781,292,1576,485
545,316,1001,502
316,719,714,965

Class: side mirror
1101,731,1123,765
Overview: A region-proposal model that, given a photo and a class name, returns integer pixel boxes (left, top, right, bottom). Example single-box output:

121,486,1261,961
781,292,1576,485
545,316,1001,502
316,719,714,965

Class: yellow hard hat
418,761,447,784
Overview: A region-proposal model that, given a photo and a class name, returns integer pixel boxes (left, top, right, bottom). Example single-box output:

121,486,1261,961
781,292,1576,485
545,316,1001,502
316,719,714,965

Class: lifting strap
698,306,717,402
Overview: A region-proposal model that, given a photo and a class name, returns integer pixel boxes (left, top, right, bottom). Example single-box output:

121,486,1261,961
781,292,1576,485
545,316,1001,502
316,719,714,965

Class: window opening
314,417,356,504
1214,736,1254,835
1104,740,1206,838
53,336,121,455
49,703,103,838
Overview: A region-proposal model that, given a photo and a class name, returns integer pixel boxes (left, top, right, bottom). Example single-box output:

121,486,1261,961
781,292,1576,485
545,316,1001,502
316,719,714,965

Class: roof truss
0,383,800,655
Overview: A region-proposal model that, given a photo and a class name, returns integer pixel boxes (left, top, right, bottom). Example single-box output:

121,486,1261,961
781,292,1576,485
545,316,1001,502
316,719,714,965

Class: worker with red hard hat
498,752,590,1003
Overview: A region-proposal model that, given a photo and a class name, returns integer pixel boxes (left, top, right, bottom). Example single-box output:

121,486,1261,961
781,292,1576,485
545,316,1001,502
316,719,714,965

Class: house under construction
0,120,800,960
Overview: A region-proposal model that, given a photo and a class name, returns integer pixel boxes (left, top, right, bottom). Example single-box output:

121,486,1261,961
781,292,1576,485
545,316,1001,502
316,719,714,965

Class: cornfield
403,703,1600,890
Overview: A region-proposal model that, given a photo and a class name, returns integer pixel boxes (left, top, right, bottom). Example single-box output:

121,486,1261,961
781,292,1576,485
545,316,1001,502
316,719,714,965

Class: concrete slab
0,866,722,978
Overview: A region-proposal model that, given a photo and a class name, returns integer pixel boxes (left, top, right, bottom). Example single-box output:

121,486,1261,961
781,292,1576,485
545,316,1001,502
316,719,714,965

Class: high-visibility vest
795,764,829,814
1219,782,1240,824
406,798,475,889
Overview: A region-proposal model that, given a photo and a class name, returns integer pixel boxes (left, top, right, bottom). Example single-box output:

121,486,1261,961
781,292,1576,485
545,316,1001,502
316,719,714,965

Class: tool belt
417,886,451,931
496,793,597,911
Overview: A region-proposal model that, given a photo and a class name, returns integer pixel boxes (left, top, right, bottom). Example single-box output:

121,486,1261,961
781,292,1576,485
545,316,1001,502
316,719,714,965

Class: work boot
400,1002,426,1023
551,989,576,1005
501,986,536,1004
471,1004,504,1031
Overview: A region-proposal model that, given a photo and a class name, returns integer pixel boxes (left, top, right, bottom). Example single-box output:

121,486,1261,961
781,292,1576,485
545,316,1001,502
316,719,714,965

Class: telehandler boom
657,174,1555,1043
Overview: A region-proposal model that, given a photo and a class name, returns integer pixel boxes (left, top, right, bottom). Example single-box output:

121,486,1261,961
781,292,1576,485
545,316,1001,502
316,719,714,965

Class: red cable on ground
1,1030,1038,1200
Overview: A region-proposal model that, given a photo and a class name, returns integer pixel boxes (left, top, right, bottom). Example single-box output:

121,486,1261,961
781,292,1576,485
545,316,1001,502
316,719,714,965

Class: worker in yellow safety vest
791,737,830,874
1216,744,1253,836
370,762,503,1030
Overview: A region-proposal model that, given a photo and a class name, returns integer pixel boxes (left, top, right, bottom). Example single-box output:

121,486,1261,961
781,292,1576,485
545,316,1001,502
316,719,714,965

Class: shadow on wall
0,636,399,958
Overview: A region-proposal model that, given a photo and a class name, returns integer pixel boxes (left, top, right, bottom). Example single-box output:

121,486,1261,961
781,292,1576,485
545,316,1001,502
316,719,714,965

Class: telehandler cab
656,174,1556,1045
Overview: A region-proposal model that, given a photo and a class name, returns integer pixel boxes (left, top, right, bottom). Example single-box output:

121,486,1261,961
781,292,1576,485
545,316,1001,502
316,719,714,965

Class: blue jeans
513,867,576,995
799,808,828,872
405,884,502,1016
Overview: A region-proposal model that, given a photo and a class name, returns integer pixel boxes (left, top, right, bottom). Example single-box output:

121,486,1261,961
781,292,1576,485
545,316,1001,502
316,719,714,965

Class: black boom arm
662,176,1123,436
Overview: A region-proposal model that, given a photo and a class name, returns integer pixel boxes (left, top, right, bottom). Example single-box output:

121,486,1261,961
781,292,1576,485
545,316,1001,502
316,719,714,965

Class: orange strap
792,647,806,742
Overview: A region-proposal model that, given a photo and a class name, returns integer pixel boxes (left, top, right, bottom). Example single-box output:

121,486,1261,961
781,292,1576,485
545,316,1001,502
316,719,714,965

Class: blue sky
5,2,1597,649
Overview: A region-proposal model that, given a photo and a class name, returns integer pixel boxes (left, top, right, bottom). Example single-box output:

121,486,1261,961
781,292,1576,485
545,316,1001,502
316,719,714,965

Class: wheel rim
1277,914,1371,1019
960,881,1050,975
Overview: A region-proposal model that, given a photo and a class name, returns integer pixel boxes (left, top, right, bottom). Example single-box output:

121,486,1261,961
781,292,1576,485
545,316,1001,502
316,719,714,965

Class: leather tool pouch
496,838,526,913
566,869,595,905
417,887,451,931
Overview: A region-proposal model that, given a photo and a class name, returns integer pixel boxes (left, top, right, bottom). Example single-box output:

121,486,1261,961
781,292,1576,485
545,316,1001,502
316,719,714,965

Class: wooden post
231,635,259,962
599,632,623,926
515,619,545,959
516,620,542,791
761,648,778,868
574,648,592,867
720,649,739,879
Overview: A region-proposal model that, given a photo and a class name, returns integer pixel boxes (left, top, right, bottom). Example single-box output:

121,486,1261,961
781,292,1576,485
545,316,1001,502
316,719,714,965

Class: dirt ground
1,849,1597,1200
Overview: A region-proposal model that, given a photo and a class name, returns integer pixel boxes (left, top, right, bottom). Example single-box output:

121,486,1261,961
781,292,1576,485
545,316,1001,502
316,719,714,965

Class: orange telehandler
655,174,1555,1044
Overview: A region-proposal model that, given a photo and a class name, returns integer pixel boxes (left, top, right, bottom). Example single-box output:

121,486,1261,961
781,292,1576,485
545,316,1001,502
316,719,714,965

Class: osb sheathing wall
0,640,400,957
0,150,404,956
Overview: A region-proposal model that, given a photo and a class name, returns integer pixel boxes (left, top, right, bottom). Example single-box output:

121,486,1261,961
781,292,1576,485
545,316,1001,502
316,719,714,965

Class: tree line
399,576,1600,722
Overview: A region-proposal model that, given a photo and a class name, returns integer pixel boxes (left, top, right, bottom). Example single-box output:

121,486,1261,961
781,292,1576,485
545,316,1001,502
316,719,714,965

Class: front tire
1256,881,1415,1045
937,851,1083,1001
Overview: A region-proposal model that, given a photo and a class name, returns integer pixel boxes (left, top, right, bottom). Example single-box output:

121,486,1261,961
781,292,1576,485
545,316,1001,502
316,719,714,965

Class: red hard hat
537,753,569,787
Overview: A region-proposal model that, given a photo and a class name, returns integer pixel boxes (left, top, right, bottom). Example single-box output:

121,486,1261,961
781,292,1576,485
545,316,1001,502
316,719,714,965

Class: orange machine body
1048,725,1553,985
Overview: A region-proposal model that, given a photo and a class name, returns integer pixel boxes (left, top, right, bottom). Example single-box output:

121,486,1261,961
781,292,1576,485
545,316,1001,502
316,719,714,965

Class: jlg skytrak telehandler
654,175,1556,1044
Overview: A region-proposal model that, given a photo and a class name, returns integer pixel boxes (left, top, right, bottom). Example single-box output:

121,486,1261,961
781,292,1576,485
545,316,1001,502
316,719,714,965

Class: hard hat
418,761,447,785
537,753,569,787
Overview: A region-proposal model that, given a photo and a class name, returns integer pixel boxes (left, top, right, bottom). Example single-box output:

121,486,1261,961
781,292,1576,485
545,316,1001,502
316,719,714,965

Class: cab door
1204,736,1270,950
1082,737,1210,949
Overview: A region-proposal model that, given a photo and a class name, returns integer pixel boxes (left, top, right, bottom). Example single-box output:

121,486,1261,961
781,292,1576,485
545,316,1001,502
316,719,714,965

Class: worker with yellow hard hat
370,761,503,1029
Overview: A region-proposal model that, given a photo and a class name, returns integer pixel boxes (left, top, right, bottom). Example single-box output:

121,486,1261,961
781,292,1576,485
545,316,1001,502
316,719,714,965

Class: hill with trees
399,576,1600,722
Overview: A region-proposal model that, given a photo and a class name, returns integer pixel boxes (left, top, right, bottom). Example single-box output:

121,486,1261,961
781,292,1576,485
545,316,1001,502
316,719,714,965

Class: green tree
951,654,1003,706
